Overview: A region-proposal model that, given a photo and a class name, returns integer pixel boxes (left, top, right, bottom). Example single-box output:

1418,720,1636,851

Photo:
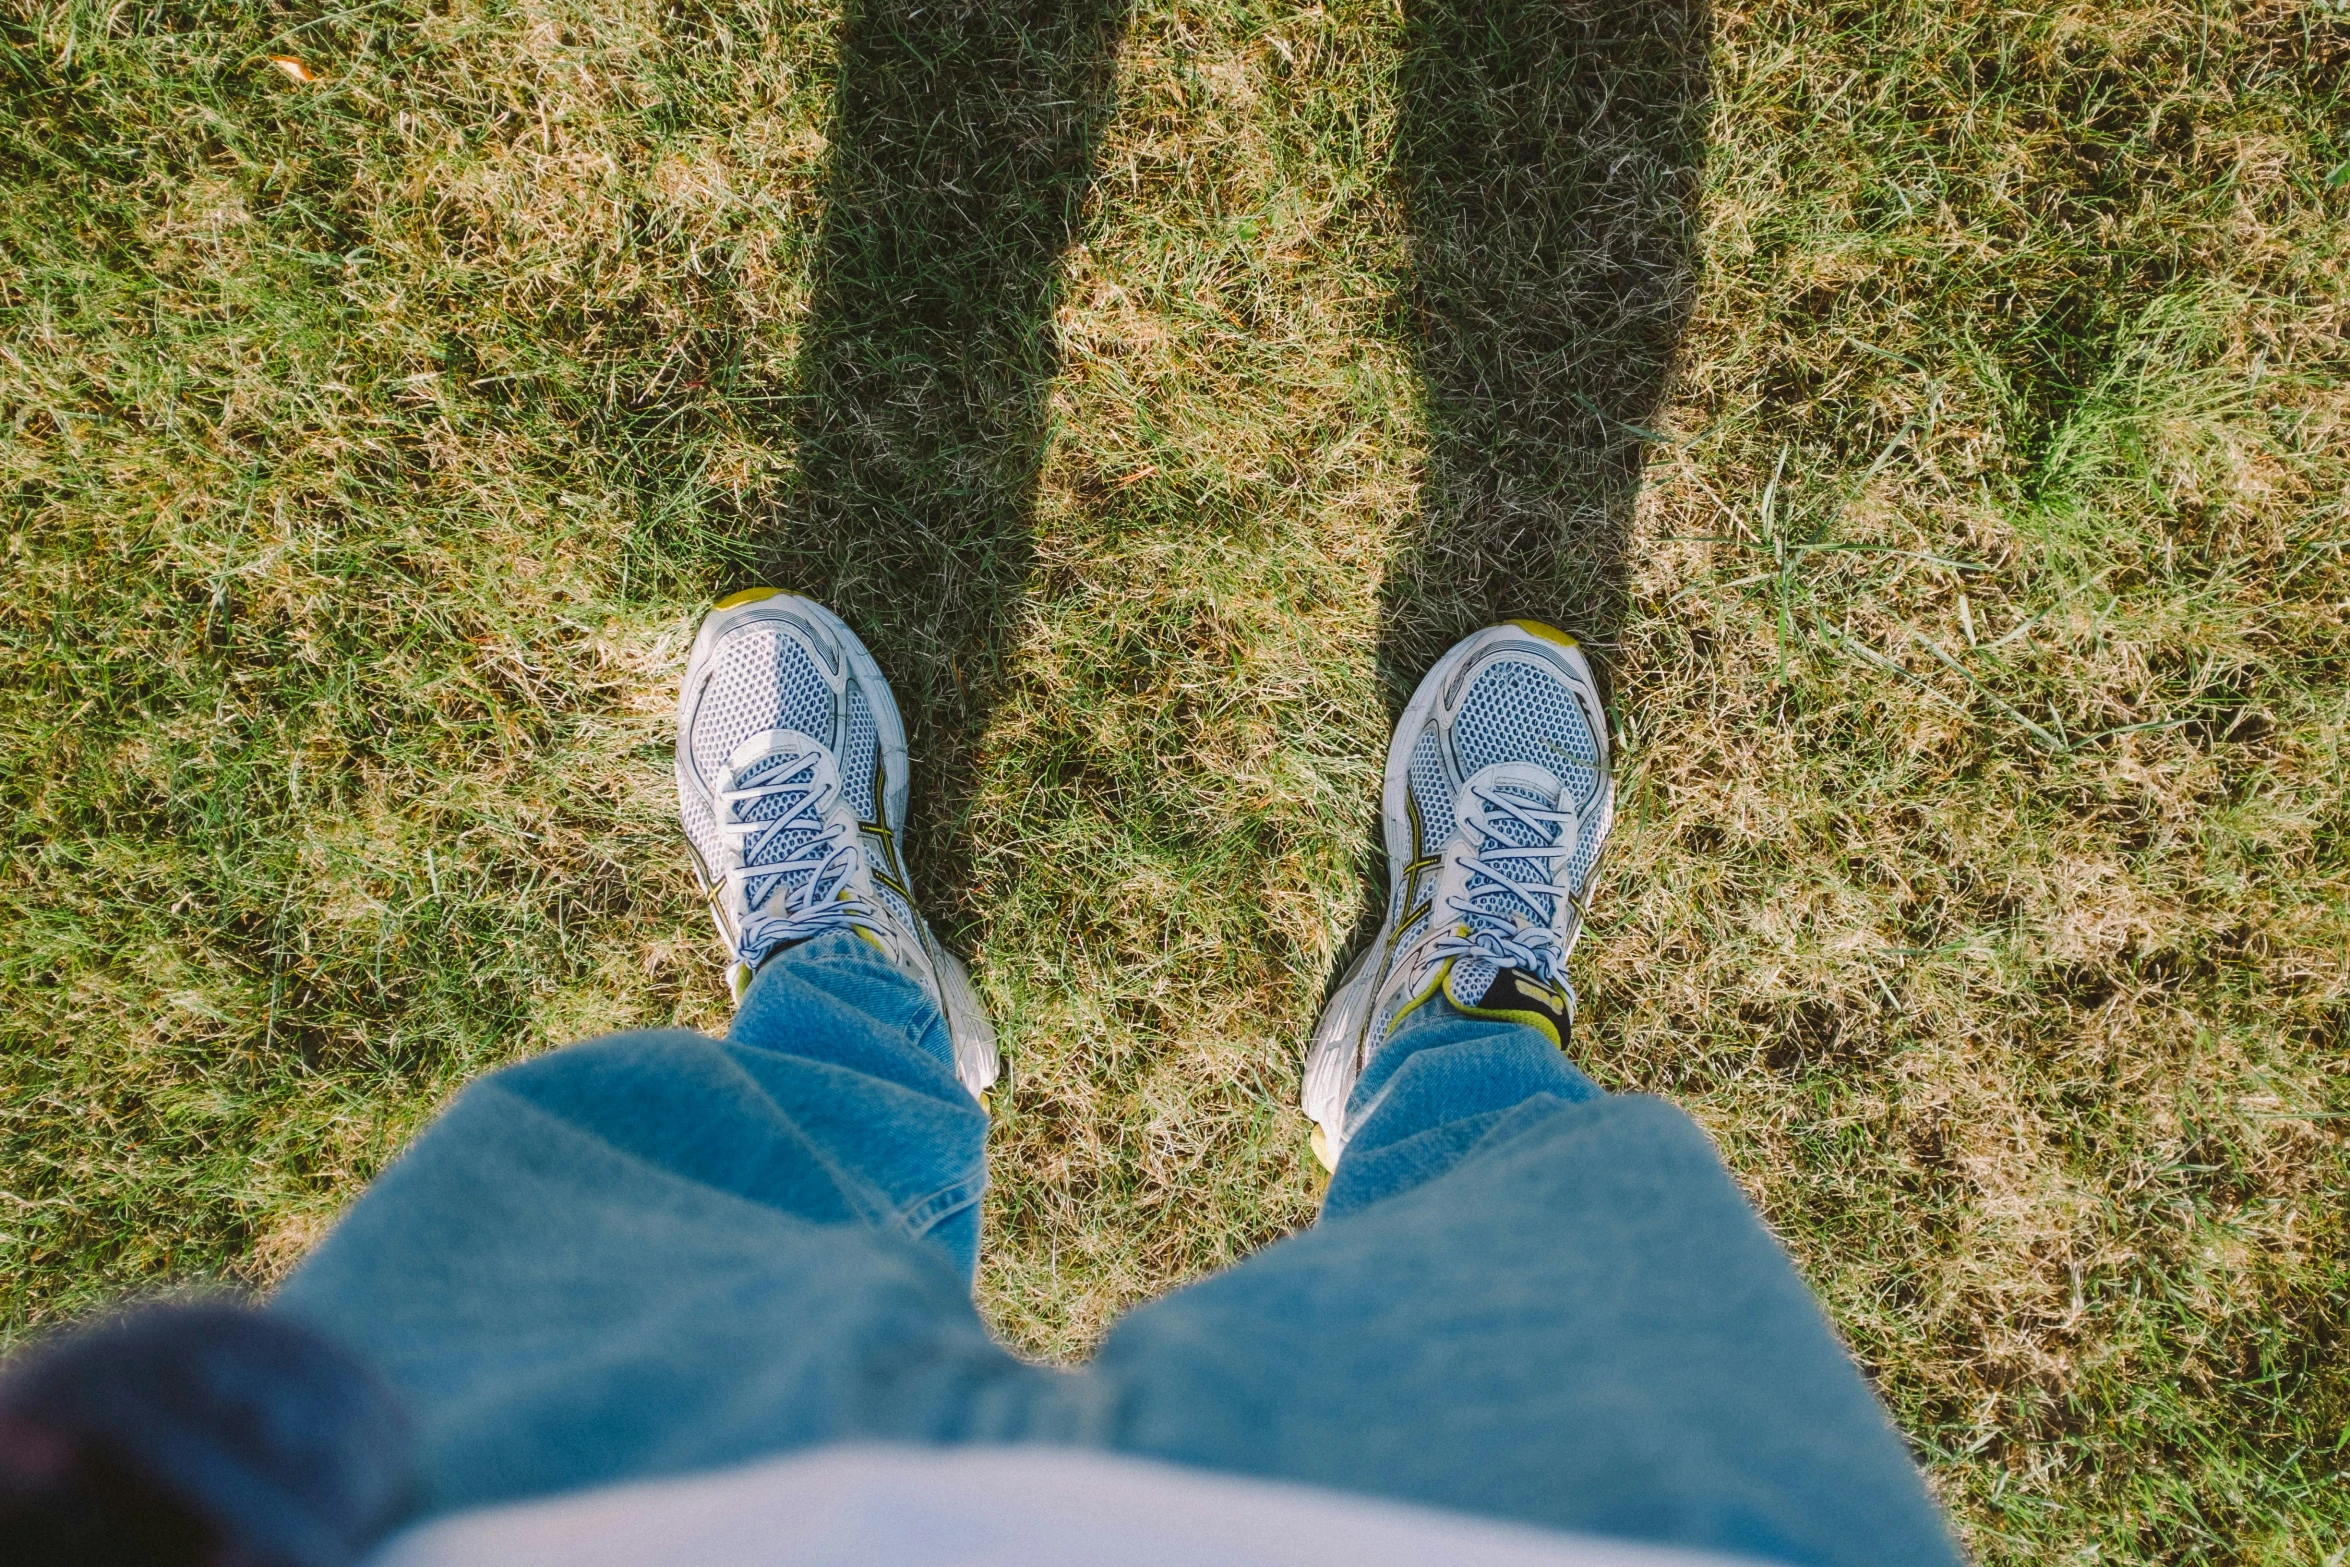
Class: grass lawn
3,0,2346,1557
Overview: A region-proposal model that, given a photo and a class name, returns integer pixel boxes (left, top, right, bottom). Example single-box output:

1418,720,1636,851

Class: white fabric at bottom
368,1443,1774,1567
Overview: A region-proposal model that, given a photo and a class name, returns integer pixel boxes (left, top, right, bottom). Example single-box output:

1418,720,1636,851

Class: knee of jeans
464,1029,732,1114
496,1028,720,1077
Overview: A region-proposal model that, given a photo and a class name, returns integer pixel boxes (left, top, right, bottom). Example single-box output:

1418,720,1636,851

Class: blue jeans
277,931,1960,1567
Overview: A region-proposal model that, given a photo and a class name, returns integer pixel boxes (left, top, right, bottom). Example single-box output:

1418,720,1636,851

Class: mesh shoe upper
713,733,894,971
679,610,848,897
675,591,998,1099
1303,622,1614,1167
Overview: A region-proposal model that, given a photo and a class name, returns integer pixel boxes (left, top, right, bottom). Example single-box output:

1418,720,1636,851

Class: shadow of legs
1378,0,1711,710
752,0,1131,937
1329,0,1709,958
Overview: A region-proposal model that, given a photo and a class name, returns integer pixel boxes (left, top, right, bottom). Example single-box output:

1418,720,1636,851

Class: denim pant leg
1084,1000,1964,1567
273,930,1059,1518
276,934,1959,1565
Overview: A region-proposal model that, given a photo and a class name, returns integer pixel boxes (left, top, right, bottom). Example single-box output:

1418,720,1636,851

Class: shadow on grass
743,0,1704,972
746,0,1131,938
1341,0,1710,956
1378,0,1711,702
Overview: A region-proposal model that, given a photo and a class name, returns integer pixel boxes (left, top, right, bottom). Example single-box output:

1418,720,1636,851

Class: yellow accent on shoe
1383,959,1450,1037
1505,618,1579,648
714,586,785,609
1309,1123,1335,1172
1452,1001,1564,1051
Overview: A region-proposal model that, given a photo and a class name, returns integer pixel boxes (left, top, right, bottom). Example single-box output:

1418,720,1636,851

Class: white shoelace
1428,781,1580,988
717,741,878,962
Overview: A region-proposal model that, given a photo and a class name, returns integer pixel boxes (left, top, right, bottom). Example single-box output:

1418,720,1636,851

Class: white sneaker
1301,621,1614,1170
675,590,1000,1102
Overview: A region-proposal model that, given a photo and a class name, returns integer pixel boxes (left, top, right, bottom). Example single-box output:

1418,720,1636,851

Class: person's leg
278,592,1045,1518
1082,998,1962,1567
275,931,1049,1519
269,600,1961,1566
1080,623,1961,1566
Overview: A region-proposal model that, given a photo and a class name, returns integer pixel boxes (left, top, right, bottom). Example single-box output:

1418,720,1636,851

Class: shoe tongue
734,750,814,819
727,735,837,905
1434,763,1579,1045
1453,762,1569,922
